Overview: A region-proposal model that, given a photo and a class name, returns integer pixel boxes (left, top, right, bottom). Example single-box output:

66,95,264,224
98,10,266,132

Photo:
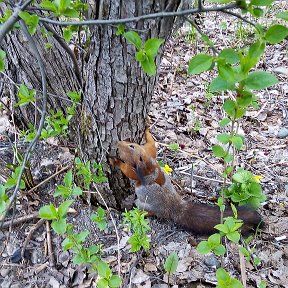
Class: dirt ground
0,2,288,288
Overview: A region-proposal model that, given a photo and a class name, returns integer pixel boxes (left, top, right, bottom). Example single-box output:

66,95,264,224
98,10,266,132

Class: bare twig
46,221,55,267
239,246,247,288
26,164,72,194
1,212,39,229
92,184,121,277
38,4,238,26
183,16,218,55
21,218,45,258
0,20,48,229
221,10,257,28
42,22,82,86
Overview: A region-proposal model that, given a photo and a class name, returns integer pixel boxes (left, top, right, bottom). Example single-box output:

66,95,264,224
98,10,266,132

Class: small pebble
277,127,288,139
204,255,221,269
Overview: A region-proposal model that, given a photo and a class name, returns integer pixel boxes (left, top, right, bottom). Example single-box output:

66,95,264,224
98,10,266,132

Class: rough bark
81,0,182,209
0,0,183,210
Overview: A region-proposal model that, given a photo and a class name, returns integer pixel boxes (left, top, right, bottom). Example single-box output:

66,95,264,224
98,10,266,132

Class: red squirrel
110,129,263,235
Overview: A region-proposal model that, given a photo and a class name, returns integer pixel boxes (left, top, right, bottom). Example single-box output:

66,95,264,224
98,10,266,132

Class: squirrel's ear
143,129,157,159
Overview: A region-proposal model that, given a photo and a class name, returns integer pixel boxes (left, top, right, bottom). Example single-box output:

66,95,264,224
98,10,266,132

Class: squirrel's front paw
135,199,154,215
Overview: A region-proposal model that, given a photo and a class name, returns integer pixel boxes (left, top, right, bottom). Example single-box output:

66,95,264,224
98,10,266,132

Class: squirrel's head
116,141,159,184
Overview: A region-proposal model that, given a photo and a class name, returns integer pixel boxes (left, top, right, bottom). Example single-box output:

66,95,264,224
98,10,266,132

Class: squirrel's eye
129,145,135,149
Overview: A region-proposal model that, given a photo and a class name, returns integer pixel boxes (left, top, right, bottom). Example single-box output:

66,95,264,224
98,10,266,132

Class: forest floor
0,2,288,288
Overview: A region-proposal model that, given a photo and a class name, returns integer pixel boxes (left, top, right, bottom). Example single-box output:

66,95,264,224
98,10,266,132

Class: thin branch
221,10,257,28
38,4,238,26
42,22,82,86
0,20,48,229
0,0,33,44
183,16,218,55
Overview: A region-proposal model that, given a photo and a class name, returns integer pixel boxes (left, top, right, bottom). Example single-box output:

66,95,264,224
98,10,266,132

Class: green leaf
277,11,288,21
64,170,73,187
63,8,79,17
209,76,234,92
216,268,243,288
0,49,6,72
109,275,122,288
212,145,226,158
197,241,211,254
250,0,274,6
231,136,243,150
116,24,125,36
72,186,82,196
97,260,111,278
144,38,164,58
223,100,236,118
236,92,253,107
232,169,253,183
217,133,230,144
140,55,156,76
218,64,235,83
19,12,39,35
168,143,180,151
63,27,73,43
164,252,179,273
245,71,278,90
39,1,57,12
67,91,81,102
97,279,109,288
208,233,221,245
97,207,105,218
75,230,89,243
219,118,231,127
123,31,142,50
52,218,67,234
251,7,264,17
224,153,233,163
214,223,229,234
188,54,213,75
19,83,29,97
58,200,74,218
135,50,146,62
62,238,74,250
214,244,226,256
265,25,288,44
227,231,240,243
39,204,58,220
218,48,239,64
248,41,265,62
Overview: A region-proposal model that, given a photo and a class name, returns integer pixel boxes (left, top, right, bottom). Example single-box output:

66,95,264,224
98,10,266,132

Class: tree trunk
0,0,183,209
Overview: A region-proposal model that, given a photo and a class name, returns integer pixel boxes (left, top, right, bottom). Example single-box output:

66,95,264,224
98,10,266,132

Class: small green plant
116,25,164,76
75,157,108,190
197,233,226,256
225,169,266,207
164,252,179,286
123,208,150,252
216,268,243,288
91,207,107,231
62,226,101,264
204,92,214,108
215,217,243,244
185,25,198,43
4,166,26,190
192,117,201,133
168,143,180,152
39,200,74,234
54,170,82,198
15,84,36,107
0,185,9,215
